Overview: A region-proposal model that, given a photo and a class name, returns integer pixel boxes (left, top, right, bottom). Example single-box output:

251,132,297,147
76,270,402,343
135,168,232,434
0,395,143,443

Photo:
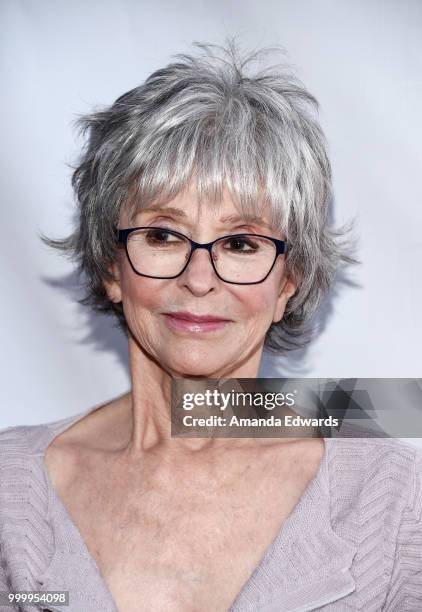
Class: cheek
119,260,160,309
119,266,164,334
234,284,280,327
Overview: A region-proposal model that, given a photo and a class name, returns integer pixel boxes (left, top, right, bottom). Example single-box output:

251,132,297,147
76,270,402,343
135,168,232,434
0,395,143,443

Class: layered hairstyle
42,41,358,353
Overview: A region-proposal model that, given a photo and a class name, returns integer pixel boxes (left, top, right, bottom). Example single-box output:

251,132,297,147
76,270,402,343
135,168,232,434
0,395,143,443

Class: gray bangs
119,45,330,239
41,41,359,353
126,102,297,234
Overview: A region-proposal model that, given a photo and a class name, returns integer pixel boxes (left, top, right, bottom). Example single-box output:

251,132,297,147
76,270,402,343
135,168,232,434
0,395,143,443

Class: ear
103,261,122,304
273,275,298,324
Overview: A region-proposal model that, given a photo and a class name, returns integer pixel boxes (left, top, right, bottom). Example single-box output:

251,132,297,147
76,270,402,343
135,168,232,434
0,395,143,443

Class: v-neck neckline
33,405,356,612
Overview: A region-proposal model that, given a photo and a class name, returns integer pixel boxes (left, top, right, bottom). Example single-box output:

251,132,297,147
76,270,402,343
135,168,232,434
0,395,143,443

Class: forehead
125,182,274,230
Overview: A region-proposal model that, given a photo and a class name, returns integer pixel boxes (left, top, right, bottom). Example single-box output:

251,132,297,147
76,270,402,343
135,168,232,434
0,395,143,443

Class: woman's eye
145,228,180,244
224,237,258,252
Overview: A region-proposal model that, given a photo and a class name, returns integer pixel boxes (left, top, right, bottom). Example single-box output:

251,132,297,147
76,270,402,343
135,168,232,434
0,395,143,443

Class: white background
1,1,421,444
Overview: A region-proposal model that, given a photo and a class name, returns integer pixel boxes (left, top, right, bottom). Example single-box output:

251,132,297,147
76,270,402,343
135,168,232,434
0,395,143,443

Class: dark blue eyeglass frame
116,226,289,285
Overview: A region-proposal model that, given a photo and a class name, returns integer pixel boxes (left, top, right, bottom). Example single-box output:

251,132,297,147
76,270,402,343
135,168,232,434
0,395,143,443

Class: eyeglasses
116,226,289,285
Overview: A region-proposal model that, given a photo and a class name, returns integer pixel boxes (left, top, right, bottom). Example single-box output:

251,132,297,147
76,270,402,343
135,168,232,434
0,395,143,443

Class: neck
121,333,266,455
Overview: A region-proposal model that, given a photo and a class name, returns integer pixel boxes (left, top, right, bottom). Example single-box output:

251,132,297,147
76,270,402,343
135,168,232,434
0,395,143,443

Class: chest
47,445,322,611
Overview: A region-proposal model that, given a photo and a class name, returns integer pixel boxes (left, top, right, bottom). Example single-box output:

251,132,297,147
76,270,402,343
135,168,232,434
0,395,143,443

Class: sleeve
0,558,8,589
0,555,10,591
383,448,422,610
1,554,20,612
0,430,15,604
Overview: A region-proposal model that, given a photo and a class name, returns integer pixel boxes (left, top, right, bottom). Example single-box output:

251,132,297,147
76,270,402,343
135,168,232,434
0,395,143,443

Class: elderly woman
1,43,421,612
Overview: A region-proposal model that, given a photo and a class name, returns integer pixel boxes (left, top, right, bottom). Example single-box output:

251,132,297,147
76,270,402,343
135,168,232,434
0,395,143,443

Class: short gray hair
42,41,359,353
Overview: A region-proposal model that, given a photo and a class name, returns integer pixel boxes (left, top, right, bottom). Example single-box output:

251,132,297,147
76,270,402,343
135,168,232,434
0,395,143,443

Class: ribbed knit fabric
1,406,422,612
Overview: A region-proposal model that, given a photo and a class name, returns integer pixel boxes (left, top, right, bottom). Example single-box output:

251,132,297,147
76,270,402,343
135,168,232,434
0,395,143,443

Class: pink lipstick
162,311,231,333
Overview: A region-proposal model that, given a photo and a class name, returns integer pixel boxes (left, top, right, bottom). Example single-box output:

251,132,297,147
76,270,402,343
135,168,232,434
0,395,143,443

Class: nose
177,246,218,295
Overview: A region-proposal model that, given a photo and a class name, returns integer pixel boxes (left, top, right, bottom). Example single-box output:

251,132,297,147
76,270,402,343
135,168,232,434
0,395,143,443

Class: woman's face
106,183,297,378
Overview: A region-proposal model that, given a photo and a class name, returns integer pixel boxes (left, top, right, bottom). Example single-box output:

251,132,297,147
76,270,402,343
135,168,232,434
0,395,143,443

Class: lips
162,311,231,333
164,311,230,323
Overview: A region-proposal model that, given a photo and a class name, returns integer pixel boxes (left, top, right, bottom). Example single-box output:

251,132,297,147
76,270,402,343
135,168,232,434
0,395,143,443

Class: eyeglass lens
126,228,278,283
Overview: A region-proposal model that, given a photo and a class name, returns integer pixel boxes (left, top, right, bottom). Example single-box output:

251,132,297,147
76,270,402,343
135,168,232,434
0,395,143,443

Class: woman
1,43,421,612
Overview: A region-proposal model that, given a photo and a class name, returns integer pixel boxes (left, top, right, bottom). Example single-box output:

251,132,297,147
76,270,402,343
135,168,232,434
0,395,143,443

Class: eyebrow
137,206,273,230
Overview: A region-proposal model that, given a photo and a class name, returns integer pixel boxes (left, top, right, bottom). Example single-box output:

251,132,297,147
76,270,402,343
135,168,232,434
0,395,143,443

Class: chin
167,355,229,379
171,363,222,379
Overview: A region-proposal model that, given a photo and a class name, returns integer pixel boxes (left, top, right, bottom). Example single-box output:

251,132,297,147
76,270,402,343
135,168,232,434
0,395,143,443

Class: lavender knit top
1,405,422,612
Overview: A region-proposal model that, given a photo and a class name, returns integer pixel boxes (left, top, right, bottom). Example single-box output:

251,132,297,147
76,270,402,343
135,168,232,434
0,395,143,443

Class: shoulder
0,421,47,482
0,421,52,521
326,437,422,556
0,411,84,524
325,437,422,604
0,420,45,453
326,437,422,534
0,420,56,590
327,435,421,479
0,405,101,464
327,436,421,507
0,415,63,470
